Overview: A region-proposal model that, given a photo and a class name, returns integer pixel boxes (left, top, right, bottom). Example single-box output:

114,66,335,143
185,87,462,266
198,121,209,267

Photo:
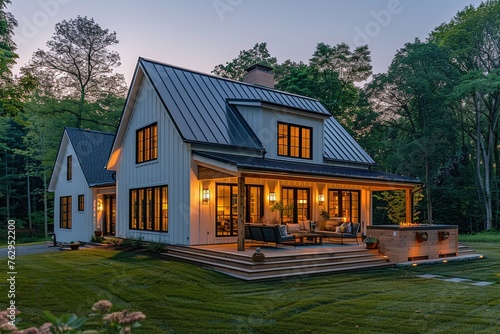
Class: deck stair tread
161,244,393,280
163,251,390,274
161,248,380,268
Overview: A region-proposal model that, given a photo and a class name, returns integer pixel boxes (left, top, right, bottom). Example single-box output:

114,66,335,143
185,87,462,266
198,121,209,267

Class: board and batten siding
53,135,94,243
238,105,324,164
115,78,191,245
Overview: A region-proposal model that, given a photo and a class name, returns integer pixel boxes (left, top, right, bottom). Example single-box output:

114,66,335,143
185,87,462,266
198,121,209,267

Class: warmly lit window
67,155,72,180
60,196,72,229
282,187,310,223
277,122,312,159
130,185,168,232
216,184,263,236
136,123,158,163
327,190,360,223
78,195,84,211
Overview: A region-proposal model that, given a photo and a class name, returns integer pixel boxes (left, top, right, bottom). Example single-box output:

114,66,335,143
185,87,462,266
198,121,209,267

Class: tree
212,42,277,80
0,0,21,116
431,0,500,230
367,40,459,224
23,16,127,128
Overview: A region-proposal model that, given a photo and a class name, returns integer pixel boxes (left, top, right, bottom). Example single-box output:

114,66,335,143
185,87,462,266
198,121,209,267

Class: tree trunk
26,158,32,237
425,156,433,224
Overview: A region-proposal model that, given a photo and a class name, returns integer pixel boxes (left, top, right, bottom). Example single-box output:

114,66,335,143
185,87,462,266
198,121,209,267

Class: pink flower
92,300,113,313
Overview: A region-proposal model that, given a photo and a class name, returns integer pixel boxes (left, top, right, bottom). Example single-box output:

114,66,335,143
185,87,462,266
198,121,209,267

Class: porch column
405,188,412,224
237,176,245,251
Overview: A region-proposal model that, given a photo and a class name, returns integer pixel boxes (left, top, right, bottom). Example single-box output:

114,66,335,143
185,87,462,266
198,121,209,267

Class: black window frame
136,123,158,164
78,194,84,211
129,185,168,232
67,155,72,180
277,122,312,160
327,189,361,223
282,187,310,223
215,184,264,237
60,196,72,229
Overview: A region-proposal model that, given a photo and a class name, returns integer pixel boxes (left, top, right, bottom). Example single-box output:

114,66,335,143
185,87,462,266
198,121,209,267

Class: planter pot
252,248,265,263
94,231,103,237
70,243,80,250
365,242,378,249
438,231,450,241
416,232,428,243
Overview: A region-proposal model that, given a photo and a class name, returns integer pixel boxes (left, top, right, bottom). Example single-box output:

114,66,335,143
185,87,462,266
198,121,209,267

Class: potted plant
94,228,103,237
320,209,330,221
69,241,80,250
270,201,294,225
415,231,428,243
438,231,450,241
364,236,379,249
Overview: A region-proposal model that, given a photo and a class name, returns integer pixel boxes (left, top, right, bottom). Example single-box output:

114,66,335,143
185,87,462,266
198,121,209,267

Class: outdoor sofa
315,220,360,244
244,224,296,248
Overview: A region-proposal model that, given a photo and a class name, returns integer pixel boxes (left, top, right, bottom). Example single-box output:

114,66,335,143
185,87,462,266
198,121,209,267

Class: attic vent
242,64,275,89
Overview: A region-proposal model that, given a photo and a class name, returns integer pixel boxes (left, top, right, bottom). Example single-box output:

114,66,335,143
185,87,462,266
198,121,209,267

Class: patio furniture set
245,220,360,248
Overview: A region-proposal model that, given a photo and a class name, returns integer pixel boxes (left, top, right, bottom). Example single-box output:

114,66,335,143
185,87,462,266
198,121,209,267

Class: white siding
53,136,94,243
238,105,324,164
115,78,191,244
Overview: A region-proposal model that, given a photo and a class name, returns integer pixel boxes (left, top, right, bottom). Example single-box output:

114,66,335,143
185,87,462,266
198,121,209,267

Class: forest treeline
1,0,499,237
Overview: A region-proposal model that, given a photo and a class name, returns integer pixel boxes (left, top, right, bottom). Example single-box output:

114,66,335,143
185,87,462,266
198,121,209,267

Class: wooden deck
161,242,393,281
160,242,482,281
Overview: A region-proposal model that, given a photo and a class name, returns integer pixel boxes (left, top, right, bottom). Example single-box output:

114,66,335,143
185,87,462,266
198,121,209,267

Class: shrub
0,300,145,333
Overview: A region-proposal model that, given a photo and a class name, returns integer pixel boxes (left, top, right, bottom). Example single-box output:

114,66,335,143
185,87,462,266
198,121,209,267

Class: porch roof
193,151,421,186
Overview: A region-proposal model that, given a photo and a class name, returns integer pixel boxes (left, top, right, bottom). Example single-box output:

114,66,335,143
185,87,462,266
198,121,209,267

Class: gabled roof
193,151,420,185
139,58,330,145
108,57,376,169
48,128,115,190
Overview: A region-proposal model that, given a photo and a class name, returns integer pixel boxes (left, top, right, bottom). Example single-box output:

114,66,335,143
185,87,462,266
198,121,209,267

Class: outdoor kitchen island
366,224,458,263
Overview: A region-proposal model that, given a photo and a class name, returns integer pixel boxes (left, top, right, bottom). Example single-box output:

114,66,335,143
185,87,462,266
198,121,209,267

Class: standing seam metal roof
140,58,329,150
139,58,375,166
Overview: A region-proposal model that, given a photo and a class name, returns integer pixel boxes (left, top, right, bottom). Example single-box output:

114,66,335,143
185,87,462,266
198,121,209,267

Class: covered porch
192,151,421,250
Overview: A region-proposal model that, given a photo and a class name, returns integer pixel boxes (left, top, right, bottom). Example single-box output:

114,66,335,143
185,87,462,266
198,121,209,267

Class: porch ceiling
193,151,421,190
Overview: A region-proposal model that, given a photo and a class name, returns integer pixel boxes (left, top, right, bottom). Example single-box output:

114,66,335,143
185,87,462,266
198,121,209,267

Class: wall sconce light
97,199,103,212
269,192,276,203
202,189,210,204
318,193,324,205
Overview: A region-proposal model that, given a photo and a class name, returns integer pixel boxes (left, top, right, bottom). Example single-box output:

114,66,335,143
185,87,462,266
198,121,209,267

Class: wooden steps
160,245,393,281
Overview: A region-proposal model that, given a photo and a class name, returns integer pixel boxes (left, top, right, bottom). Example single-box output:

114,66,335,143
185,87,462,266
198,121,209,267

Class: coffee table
293,232,323,245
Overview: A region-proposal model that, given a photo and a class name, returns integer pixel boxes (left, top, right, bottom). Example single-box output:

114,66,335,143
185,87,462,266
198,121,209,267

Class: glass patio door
282,187,310,223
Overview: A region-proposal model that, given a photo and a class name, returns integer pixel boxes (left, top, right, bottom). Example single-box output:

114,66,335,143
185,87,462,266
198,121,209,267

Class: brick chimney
242,64,274,89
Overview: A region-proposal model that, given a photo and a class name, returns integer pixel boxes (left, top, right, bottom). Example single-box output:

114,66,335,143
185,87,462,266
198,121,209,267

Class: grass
1,243,499,333
459,230,500,242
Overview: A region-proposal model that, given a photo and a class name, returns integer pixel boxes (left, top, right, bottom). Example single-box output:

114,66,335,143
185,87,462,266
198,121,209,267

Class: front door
103,194,116,236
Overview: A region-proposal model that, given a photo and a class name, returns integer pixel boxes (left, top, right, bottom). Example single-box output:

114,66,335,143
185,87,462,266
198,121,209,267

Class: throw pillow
325,221,337,231
345,222,353,234
299,220,309,231
279,225,287,237
339,222,348,233
286,223,300,232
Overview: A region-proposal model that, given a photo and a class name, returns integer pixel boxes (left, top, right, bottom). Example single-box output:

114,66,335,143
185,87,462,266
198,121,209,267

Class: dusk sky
9,0,483,84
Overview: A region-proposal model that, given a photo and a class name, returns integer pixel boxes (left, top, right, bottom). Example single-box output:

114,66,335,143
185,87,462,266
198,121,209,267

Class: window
130,185,168,232
282,187,310,223
60,196,72,229
327,190,360,223
277,122,312,159
216,184,263,236
67,155,72,180
78,195,84,211
136,123,158,163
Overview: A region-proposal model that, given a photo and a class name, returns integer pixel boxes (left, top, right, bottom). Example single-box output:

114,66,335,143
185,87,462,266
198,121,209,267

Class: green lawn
1,243,499,333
